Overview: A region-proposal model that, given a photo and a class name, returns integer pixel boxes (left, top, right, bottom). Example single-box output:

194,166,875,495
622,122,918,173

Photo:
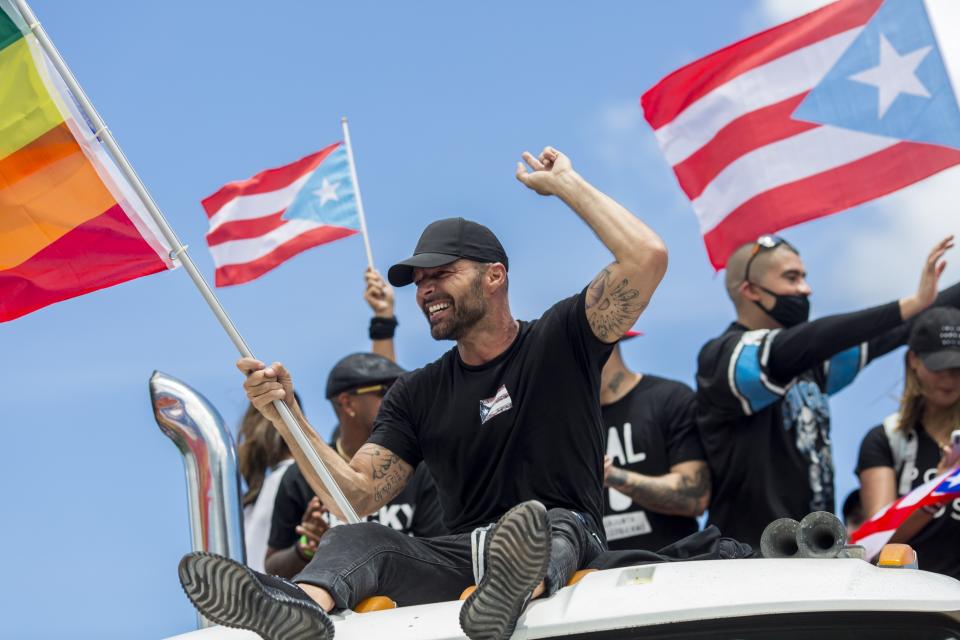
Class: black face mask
751,284,810,328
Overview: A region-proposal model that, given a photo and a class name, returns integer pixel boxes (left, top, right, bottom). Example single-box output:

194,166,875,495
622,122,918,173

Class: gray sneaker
178,552,334,640
460,500,551,640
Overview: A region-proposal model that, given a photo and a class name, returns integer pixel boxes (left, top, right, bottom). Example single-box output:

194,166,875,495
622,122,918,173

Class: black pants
294,508,605,610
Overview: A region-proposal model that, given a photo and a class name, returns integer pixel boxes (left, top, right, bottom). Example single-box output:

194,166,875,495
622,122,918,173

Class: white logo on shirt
606,423,647,512
480,385,513,424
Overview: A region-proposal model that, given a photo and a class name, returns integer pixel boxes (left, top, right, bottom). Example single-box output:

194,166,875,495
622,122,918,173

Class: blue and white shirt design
728,329,868,512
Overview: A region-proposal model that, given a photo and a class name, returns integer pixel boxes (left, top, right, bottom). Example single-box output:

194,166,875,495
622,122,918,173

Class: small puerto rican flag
202,142,360,286
850,465,960,560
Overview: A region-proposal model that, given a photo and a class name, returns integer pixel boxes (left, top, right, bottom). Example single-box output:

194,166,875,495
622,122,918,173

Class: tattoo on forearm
607,467,630,486
586,265,647,340
607,465,709,516
356,445,412,507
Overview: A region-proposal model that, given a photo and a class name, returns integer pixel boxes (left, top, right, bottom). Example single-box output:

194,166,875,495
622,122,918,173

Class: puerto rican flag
202,142,360,286
642,0,960,269
850,466,960,560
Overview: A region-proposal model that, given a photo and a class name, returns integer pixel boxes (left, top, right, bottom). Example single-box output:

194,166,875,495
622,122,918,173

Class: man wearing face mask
695,234,960,548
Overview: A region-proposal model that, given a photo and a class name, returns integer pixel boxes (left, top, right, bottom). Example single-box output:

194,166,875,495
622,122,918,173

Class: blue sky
4,1,959,638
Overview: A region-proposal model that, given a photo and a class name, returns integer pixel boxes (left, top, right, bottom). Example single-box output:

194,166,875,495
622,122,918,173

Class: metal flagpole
341,117,375,270
14,0,361,524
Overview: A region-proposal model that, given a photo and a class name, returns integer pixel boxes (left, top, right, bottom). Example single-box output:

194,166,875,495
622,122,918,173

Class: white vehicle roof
166,558,960,640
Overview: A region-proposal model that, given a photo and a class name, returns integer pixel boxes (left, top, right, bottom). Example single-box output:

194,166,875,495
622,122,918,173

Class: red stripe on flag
205,211,286,247
215,225,358,287
673,94,818,200
703,142,960,269
0,204,169,321
641,0,882,130
201,142,341,218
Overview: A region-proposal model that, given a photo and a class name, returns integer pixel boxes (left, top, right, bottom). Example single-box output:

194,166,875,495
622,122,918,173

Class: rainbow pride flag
0,1,175,322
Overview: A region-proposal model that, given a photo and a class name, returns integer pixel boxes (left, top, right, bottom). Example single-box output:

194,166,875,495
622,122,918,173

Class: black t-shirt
696,323,868,547
267,459,447,550
857,424,960,579
367,290,614,535
602,375,703,551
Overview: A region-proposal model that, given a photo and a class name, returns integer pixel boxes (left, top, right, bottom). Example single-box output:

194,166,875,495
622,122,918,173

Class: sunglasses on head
744,235,798,283
350,382,393,398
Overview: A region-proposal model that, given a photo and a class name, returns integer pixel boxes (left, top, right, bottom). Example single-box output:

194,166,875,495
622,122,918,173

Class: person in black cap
857,306,960,579
263,352,447,579
696,234,960,549
600,336,709,552
179,146,668,640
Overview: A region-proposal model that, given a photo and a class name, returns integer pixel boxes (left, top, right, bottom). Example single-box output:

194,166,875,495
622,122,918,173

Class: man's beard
429,273,487,341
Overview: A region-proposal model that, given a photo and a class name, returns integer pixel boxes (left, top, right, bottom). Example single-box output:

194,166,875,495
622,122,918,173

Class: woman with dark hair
857,306,960,579
239,399,295,572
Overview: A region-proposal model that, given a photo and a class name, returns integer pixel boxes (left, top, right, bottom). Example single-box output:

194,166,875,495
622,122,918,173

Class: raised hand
236,357,298,424
901,235,955,320
515,146,576,196
364,267,395,318
918,235,954,307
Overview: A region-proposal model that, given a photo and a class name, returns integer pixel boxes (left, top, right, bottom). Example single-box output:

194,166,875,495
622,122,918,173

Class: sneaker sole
460,501,551,640
178,552,334,640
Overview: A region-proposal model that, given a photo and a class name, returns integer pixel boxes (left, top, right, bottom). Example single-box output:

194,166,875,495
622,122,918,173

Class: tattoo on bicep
586,265,648,340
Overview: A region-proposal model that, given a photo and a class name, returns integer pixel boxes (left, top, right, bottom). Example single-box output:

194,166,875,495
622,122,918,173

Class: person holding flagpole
178,146,668,640
695,234,960,549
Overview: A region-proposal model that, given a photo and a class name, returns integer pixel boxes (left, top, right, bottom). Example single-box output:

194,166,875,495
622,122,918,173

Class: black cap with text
387,217,508,287
909,306,960,371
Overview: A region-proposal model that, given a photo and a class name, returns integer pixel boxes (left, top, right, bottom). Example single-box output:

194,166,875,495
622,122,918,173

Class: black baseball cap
325,353,406,398
387,217,508,287
909,307,960,371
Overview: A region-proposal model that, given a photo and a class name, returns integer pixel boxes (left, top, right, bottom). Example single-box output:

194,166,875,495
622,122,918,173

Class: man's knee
546,507,581,530
316,521,399,556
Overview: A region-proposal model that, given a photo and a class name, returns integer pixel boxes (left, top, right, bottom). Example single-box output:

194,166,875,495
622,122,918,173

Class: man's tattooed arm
606,460,710,517
351,443,414,513
585,264,649,342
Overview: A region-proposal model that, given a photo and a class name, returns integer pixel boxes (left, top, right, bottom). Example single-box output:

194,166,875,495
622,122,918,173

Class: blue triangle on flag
282,144,361,230
793,0,960,150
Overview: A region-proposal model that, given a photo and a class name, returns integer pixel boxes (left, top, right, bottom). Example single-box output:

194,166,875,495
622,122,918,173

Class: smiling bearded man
178,146,668,640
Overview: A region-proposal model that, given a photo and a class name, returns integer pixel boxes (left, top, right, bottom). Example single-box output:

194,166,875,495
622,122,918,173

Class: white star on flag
849,34,932,119
314,177,341,206
944,470,960,489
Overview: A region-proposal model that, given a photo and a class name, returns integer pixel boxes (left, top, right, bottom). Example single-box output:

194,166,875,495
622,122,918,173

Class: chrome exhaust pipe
760,518,801,558
150,371,246,629
797,511,847,559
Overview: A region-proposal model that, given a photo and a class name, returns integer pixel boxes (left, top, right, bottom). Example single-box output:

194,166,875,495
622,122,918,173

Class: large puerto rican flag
642,0,960,269
850,465,960,560
202,142,360,286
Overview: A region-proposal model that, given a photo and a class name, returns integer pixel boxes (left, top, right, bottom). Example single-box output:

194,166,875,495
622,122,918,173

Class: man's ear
334,392,357,418
739,280,761,303
486,263,507,291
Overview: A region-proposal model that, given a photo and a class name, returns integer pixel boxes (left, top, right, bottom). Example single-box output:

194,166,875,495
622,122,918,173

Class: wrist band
369,316,398,340
297,534,315,559
922,503,941,516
